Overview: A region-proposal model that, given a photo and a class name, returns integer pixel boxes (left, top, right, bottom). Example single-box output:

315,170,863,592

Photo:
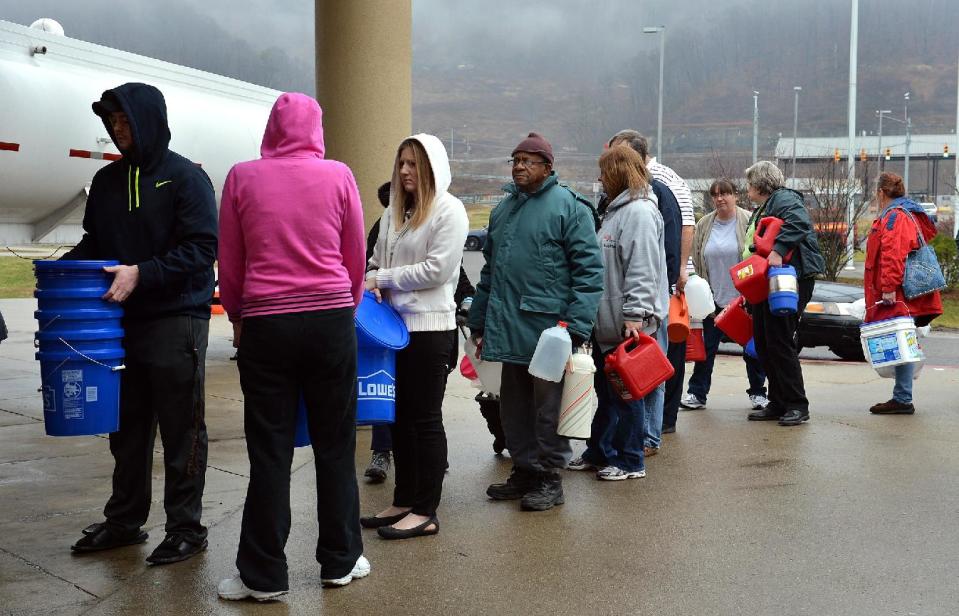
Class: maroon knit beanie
511,132,554,165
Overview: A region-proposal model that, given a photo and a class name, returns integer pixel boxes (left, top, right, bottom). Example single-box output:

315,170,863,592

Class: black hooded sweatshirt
63,83,218,320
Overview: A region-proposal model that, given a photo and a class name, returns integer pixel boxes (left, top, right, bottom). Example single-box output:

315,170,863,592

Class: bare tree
801,160,873,281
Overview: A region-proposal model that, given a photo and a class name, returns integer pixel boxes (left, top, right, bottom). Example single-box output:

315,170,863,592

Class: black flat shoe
748,407,782,421
377,516,439,540
360,511,408,529
71,523,148,553
778,409,810,426
146,533,208,565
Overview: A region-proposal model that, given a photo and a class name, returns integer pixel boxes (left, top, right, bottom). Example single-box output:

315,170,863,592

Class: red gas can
604,333,675,401
714,296,753,346
685,327,707,362
730,254,769,304
753,216,794,262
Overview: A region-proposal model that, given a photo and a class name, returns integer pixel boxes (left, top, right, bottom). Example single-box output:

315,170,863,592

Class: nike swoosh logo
155,180,172,188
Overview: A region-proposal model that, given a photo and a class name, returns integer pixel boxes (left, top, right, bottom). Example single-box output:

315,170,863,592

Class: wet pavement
1,296,958,616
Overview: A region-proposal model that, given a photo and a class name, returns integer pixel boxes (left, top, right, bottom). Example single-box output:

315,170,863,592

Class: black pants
661,341,687,431
104,315,208,540
499,363,571,472
236,309,362,592
391,330,453,517
753,278,815,414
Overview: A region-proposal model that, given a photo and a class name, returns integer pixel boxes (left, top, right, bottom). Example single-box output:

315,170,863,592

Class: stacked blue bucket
294,290,409,447
34,261,125,436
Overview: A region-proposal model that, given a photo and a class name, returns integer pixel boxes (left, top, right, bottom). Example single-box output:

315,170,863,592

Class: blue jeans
643,324,668,448
893,362,915,404
687,313,767,402
583,346,647,473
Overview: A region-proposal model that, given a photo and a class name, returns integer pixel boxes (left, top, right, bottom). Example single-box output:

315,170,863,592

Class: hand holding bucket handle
865,300,910,323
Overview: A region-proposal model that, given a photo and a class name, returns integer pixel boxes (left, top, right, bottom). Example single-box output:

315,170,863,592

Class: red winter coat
864,201,942,324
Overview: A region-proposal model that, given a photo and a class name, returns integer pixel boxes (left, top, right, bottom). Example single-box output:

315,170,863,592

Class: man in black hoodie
64,83,218,565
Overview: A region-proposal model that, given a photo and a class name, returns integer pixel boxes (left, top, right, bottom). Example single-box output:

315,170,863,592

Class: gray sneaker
596,466,646,481
566,455,597,471
364,451,391,483
748,394,770,410
680,393,706,410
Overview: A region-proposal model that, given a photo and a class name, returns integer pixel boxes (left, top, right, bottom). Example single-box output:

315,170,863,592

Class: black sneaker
520,472,565,511
486,468,537,500
748,406,783,421
777,409,810,426
145,532,207,565
364,451,391,483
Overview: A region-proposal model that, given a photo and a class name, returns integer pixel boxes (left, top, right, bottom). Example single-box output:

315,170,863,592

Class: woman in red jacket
864,172,943,415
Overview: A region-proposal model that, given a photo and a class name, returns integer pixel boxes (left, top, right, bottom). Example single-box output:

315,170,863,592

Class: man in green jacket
468,133,603,511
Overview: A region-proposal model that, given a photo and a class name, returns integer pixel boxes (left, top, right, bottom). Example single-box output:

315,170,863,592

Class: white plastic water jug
685,274,715,320
464,338,502,395
528,321,572,382
558,349,598,439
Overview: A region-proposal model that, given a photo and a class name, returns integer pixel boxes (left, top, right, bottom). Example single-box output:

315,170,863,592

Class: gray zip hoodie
594,188,669,352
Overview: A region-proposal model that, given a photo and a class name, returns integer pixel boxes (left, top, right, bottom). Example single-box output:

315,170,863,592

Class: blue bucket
354,291,409,426
294,395,310,447
768,265,799,316
36,348,124,436
34,260,124,437
744,338,759,359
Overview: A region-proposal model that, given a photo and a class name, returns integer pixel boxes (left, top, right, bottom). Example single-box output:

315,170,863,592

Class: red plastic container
730,254,769,304
667,293,690,343
714,296,753,346
604,333,675,401
753,216,795,262
685,327,707,362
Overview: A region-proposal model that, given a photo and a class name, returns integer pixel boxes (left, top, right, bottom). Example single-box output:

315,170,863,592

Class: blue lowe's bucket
354,291,409,426
36,348,124,435
34,260,124,436
768,265,799,316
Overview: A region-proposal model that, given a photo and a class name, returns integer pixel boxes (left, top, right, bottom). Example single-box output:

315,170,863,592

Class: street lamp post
643,26,666,162
791,86,802,180
752,91,759,164
845,0,859,271
876,109,892,172
904,92,911,192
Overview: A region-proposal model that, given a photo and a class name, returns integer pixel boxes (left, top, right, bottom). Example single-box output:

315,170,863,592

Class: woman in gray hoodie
567,145,668,481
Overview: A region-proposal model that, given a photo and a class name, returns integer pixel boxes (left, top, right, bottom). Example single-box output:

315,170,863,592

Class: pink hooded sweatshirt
218,93,365,321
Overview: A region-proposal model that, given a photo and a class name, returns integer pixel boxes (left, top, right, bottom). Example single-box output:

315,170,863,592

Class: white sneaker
322,555,371,587
217,575,287,602
596,466,646,481
749,394,770,410
566,455,597,471
679,393,706,410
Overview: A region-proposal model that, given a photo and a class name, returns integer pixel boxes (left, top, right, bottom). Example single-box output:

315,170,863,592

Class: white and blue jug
768,265,798,316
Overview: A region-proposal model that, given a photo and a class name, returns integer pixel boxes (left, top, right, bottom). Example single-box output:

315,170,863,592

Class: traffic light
884,148,892,160
944,144,950,158
834,148,841,162
860,148,867,162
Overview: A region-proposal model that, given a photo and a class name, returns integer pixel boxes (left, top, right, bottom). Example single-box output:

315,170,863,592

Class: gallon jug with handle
730,254,770,304
753,216,795,261
768,265,798,316
604,333,675,401
528,321,572,382
667,293,690,343
714,296,753,346
558,348,598,439
464,337,502,395
684,274,715,320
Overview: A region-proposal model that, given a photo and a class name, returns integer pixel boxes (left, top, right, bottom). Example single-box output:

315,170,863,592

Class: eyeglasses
508,158,548,168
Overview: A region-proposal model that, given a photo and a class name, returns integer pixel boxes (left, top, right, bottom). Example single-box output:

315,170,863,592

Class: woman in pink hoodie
216,93,368,601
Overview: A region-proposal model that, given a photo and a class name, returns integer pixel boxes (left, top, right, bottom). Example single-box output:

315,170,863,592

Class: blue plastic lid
35,308,124,320
34,260,119,270
354,291,410,350
768,265,797,276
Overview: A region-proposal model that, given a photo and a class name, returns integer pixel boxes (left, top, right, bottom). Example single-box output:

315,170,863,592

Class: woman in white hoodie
361,134,469,539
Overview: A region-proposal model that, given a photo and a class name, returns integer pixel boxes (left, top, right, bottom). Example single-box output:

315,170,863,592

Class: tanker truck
0,18,280,245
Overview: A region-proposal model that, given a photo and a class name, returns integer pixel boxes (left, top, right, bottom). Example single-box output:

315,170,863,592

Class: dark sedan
798,280,865,361
464,227,488,251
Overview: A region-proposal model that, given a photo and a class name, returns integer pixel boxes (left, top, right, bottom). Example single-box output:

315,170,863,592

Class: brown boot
869,399,915,415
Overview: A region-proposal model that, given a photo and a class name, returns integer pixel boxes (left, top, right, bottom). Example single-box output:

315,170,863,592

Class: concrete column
315,0,412,231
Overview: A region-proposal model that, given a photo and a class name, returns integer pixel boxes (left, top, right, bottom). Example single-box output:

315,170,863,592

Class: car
919,202,938,224
798,280,866,361
465,227,488,251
